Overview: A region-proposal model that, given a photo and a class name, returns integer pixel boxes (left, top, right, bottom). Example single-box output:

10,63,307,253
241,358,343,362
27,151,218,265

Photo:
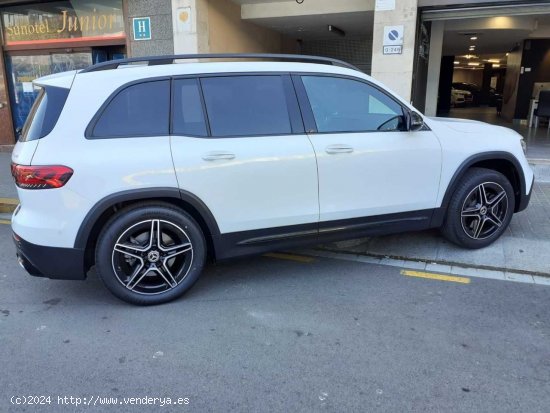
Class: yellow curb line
0,219,11,225
263,252,315,263
401,269,471,284
0,198,18,214
0,197,18,205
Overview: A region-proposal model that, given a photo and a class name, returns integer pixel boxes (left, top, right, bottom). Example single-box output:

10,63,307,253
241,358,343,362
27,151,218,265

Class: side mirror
408,111,424,132
15,127,22,141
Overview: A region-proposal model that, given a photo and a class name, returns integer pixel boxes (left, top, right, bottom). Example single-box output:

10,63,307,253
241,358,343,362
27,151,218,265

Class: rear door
170,74,319,235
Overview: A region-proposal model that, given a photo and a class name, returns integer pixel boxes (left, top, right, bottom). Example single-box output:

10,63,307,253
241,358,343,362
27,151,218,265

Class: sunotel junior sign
1,0,125,46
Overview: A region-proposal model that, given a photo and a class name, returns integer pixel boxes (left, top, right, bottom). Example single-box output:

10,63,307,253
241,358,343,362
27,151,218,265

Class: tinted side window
20,86,69,142
92,80,169,137
301,76,404,133
201,76,292,137
172,78,208,137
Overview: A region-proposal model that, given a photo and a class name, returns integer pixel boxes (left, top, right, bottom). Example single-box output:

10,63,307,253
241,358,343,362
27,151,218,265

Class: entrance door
0,48,15,145
297,74,442,222
5,52,92,132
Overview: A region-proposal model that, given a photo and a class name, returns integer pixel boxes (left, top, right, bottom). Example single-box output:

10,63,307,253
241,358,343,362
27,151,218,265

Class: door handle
325,144,354,154
202,151,236,161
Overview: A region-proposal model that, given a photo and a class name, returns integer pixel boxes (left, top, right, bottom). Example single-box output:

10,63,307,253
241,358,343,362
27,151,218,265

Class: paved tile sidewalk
321,182,550,276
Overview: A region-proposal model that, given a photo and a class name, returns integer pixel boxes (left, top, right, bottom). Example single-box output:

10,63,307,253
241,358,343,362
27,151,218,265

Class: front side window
301,76,404,133
92,80,170,138
200,75,292,137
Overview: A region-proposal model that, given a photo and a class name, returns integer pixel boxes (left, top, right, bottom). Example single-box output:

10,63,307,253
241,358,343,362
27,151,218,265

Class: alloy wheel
460,182,508,240
111,219,194,295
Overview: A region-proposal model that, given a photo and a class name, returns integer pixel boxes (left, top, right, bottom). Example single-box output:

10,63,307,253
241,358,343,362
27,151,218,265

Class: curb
0,198,18,214
314,245,550,278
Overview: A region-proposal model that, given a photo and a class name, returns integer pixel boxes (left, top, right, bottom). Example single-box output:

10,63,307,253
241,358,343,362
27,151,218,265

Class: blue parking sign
133,17,151,40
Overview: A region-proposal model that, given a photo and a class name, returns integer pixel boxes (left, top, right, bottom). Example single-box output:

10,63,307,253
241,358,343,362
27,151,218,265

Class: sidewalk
320,182,550,276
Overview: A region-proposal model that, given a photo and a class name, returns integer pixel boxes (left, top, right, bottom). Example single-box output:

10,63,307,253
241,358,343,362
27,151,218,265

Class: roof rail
80,53,360,73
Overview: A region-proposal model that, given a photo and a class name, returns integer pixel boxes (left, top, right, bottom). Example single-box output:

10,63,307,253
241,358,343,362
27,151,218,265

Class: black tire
441,167,515,249
95,202,206,305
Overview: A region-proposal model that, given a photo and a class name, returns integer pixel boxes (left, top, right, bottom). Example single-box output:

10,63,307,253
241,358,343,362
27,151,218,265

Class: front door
296,74,442,223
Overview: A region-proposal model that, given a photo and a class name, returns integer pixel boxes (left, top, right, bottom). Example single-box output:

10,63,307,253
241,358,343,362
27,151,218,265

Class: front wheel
441,168,515,249
95,203,206,305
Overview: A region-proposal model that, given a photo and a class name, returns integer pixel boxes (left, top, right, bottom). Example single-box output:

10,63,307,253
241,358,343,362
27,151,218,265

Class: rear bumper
13,232,86,280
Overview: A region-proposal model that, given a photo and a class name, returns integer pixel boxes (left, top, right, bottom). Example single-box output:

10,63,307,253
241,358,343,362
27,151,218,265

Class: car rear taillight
11,163,73,189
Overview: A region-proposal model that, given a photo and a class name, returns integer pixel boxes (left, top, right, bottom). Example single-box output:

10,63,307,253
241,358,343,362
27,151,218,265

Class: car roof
34,59,416,112
36,61,363,87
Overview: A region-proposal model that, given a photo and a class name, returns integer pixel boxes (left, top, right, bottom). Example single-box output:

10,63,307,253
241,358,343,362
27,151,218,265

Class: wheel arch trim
73,187,220,250
432,151,527,226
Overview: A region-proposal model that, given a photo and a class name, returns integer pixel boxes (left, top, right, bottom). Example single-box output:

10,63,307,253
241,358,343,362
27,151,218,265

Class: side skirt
213,209,437,261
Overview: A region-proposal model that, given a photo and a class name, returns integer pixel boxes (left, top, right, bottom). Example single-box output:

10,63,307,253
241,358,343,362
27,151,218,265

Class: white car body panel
425,117,534,205
14,136,177,247
171,135,319,233
309,130,442,221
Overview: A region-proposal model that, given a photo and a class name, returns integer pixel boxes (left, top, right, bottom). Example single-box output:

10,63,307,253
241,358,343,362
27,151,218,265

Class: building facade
0,0,176,146
1,0,549,147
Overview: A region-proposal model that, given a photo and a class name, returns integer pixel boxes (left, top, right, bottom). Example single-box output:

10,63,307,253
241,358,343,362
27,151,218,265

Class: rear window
91,80,170,138
19,86,69,142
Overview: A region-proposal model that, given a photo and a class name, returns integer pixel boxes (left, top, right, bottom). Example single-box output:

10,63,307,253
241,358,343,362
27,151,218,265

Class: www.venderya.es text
11,395,190,407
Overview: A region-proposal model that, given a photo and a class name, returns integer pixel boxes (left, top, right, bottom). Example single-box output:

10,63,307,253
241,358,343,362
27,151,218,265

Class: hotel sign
1,0,125,46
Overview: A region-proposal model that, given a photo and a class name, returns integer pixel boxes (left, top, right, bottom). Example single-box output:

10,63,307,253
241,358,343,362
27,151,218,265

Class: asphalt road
1,223,549,413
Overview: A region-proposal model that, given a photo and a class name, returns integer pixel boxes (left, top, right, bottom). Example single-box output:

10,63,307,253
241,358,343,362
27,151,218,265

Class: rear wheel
95,203,206,305
441,168,515,249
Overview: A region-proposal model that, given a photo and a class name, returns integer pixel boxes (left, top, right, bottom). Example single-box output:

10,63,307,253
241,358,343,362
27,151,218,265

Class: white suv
11,54,534,305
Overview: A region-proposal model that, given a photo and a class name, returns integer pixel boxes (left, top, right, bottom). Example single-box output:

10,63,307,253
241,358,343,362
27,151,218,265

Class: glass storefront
0,0,126,144
5,53,92,130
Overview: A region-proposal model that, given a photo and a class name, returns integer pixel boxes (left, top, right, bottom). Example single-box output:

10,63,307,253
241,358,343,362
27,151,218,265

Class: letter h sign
133,17,151,40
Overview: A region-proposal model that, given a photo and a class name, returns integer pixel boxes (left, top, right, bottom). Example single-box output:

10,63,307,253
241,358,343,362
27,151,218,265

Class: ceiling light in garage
454,61,460,64
468,62,480,66
470,36,478,40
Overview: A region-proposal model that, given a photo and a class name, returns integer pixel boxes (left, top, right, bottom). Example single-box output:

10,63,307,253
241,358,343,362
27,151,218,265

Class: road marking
401,269,471,284
297,249,548,286
0,219,11,225
0,197,18,205
263,252,315,263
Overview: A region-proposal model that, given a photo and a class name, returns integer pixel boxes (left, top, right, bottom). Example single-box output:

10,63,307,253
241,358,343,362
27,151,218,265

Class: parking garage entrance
413,3,550,160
